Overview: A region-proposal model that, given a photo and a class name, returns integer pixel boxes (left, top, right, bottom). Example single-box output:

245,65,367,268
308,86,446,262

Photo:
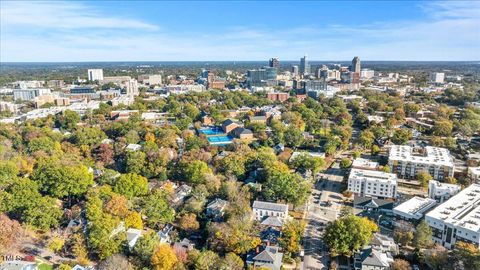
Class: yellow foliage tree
151,244,178,270
125,211,143,229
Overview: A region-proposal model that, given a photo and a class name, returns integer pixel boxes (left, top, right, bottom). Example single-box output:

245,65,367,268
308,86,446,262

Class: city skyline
1,1,479,62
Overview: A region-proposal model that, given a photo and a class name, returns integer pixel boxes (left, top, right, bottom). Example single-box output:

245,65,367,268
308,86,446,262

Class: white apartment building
348,169,398,199
428,180,461,203
388,145,454,181
87,69,104,81
138,74,162,85
360,69,375,79
0,101,18,113
125,79,139,96
429,72,445,84
393,196,437,221
13,88,51,101
252,200,288,222
425,183,480,249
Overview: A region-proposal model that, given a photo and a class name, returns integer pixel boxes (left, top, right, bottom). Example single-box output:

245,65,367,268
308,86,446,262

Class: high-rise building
246,67,277,88
125,79,139,96
300,55,310,75
351,57,361,73
269,58,280,69
429,72,445,84
87,69,104,81
291,65,299,77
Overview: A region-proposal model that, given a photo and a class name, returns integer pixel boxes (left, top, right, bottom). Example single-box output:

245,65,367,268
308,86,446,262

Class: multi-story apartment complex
425,183,480,249
138,74,162,85
428,180,461,203
360,69,375,79
388,145,454,181
13,88,51,101
87,69,104,81
348,169,398,199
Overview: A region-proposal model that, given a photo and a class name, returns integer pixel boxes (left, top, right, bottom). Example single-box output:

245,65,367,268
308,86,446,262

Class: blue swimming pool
207,135,233,145
199,127,224,135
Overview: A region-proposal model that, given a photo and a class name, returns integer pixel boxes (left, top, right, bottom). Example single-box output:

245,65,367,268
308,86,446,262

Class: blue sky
1,1,479,62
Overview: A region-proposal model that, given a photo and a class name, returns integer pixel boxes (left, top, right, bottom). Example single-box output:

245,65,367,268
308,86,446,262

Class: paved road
302,167,346,270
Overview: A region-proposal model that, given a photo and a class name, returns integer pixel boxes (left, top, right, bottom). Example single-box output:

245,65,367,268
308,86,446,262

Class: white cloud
0,1,158,30
0,1,478,61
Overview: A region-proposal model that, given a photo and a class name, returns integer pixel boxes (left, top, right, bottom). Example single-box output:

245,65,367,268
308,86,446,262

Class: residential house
206,198,228,221
252,200,288,222
246,245,284,270
172,184,192,204
126,228,142,249
354,233,397,270
157,224,173,244
125,143,142,151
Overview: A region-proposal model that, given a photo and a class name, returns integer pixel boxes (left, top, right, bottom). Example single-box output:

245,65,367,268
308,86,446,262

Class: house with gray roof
246,245,284,270
206,198,228,220
252,200,288,222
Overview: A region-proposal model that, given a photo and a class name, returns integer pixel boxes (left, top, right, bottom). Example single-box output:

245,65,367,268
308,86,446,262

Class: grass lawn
38,263,54,270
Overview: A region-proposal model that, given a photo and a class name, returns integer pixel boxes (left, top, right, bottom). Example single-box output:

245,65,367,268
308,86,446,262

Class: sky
1,1,479,62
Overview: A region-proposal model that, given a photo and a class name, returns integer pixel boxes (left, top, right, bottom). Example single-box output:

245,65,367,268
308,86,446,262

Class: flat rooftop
352,158,379,170
389,145,454,167
349,168,397,184
393,196,437,219
426,183,480,232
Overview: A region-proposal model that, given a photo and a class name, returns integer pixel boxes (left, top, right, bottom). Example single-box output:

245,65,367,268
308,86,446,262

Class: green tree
124,150,146,174
289,153,325,174
179,160,212,185
56,110,80,130
31,158,94,199
324,215,378,256
284,126,304,148
71,127,107,148
263,170,311,206
433,119,453,136
23,196,62,230
340,158,352,169
417,171,433,189
113,173,148,198
141,190,175,228
358,130,375,149
392,129,412,145
279,220,306,254
413,220,434,249
28,137,56,153
133,232,161,267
